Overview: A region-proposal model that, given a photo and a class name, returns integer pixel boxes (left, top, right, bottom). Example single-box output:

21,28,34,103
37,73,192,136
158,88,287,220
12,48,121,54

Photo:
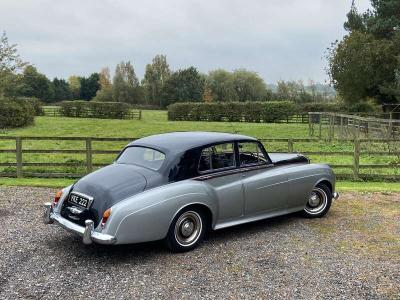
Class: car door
197,142,245,222
239,141,289,216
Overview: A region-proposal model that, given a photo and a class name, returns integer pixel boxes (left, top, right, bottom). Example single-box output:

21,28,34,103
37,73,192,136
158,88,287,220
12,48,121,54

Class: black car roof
128,131,257,153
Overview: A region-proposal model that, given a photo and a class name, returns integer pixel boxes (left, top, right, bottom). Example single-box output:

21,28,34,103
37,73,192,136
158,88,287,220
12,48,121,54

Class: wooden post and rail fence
42,106,142,120
308,112,400,140
0,136,399,180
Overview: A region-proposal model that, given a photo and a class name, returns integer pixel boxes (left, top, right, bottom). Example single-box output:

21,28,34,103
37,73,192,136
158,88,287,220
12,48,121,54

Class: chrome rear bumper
333,192,339,201
43,202,116,245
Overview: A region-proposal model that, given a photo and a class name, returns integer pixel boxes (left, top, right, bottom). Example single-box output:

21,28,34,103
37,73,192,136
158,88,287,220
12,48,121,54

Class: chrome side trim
43,204,116,245
194,164,271,181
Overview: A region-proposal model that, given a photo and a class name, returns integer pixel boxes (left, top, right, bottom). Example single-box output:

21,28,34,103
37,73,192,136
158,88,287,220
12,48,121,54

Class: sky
1,0,372,84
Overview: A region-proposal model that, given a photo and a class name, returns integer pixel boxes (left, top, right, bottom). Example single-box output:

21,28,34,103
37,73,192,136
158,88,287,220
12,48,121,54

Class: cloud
1,0,372,83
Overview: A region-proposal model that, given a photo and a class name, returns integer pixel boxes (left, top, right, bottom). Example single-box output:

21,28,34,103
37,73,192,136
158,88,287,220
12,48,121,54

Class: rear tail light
53,190,63,207
101,208,112,227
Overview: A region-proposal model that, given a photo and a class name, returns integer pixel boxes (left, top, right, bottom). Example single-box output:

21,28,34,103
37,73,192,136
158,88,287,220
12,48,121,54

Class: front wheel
302,183,332,218
165,208,206,252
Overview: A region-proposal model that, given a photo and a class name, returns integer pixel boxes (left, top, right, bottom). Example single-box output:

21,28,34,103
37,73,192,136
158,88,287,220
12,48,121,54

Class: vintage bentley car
44,132,339,252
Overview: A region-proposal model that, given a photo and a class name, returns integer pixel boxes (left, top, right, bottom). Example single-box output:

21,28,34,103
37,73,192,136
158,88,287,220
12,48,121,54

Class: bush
60,101,131,119
0,97,35,128
20,97,44,116
168,102,298,122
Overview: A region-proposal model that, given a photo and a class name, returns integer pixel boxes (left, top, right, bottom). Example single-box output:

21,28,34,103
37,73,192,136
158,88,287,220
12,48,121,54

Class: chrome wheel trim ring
304,187,328,215
174,211,202,247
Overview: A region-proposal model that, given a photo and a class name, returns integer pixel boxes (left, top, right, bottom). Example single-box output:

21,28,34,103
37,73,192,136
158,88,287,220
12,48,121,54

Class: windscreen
116,146,166,170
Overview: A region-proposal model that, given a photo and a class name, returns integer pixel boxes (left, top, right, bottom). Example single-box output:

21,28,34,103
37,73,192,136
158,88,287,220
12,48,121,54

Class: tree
232,69,267,102
99,67,111,89
51,78,72,101
0,32,27,74
276,80,290,100
344,1,365,33
308,79,317,102
328,31,397,104
363,0,400,39
79,73,100,101
68,76,81,99
206,69,237,102
0,31,28,96
202,83,213,102
20,65,53,101
93,67,113,102
112,61,141,104
161,67,204,107
328,0,400,106
142,55,171,106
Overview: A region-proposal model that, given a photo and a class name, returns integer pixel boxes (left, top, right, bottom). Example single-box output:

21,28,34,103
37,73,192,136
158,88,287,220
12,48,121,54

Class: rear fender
102,180,217,244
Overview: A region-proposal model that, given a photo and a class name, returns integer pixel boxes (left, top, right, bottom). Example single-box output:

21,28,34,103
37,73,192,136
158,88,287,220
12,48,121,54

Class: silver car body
44,132,336,245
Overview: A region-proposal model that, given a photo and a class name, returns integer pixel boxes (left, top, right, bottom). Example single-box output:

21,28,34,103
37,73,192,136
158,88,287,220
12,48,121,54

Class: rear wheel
302,183,332,218
165,208,206,252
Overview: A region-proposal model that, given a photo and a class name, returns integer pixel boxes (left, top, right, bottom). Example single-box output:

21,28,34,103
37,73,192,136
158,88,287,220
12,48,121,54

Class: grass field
0,110,399,180
0,177,399,192
2,110,311,138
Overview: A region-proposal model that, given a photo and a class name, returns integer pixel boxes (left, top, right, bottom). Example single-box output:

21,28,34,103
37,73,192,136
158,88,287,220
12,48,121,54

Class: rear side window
198,143,235,172
238,142,268,166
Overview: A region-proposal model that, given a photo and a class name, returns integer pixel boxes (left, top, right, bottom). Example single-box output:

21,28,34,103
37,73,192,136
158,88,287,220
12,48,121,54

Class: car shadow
45,212,301,264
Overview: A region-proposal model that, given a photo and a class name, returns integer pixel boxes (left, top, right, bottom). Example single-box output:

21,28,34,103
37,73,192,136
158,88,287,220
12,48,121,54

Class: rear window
116,147,166,170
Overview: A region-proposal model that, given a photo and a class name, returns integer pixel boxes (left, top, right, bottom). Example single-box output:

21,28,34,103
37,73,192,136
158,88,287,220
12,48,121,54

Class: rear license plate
68,193,92,209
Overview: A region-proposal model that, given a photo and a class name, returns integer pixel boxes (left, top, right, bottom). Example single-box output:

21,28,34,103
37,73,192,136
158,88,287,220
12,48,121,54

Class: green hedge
297,102,346,113
0,97,35,128
168,102,298,122
60,101,131,119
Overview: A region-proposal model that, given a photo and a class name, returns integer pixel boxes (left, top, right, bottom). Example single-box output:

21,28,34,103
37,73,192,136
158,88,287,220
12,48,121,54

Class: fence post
340,116,343,140
139,110,142,120
387,120,393,139
16,137,23,178
308,114,312,137
288,139,294,153
319,113,322,139
353,139,360,179
86,138,92,174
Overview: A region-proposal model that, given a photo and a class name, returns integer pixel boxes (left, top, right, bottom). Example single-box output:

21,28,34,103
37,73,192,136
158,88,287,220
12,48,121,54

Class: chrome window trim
194,163,274,181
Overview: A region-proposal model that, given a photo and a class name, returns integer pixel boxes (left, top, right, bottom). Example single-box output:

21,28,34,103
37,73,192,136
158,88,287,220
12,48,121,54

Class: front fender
103,180,217,244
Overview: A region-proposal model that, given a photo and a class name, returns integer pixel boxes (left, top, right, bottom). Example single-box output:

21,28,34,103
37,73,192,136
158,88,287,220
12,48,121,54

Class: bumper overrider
43,202,117,245
333,192,339,201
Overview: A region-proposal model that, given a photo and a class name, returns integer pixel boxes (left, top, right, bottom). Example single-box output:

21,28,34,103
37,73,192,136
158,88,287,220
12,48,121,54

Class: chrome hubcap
181,220,195,237
174,211,202,247
305,187,328,215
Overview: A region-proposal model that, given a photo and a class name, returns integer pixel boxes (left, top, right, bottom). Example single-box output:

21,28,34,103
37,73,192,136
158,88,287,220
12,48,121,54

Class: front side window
198,143,235,172
117,147,166,170
238,142,268,166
